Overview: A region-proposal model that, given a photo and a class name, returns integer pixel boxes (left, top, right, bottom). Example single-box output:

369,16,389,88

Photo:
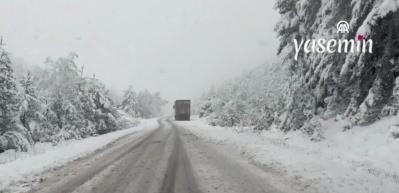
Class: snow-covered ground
177,116,399,193
0,118,159,191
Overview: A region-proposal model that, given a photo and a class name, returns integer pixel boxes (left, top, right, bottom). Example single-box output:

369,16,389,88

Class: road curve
28,119,199,193
26,119,287,193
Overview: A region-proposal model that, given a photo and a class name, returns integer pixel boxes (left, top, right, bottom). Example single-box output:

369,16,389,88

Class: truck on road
174,100,191,121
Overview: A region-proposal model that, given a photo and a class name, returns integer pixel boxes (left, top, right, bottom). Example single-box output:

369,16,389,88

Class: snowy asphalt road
27,119,285,193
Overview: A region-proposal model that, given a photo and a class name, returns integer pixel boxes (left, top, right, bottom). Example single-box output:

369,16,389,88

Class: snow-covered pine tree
120,85,139,117
19,72,41,143
0,47,32,152
82,77,117,135
0,47,19,132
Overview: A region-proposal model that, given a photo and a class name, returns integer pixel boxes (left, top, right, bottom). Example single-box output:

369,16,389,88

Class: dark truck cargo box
174,100,190,121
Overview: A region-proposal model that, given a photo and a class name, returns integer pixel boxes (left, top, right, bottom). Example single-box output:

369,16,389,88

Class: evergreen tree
0,47,20,133
120,85,139,117
0,47,32,152
19,72,41,143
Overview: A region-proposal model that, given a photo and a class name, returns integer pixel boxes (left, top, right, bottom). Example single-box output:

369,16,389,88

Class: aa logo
337,20,349,34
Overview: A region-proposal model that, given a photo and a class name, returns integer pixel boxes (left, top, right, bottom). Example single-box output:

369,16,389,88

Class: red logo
357,34,364,41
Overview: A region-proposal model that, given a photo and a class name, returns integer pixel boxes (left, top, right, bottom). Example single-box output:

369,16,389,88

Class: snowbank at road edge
177,116,399,193
0,118,159,191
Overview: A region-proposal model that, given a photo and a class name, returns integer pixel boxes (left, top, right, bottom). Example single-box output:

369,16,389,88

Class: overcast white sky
0,0,279,107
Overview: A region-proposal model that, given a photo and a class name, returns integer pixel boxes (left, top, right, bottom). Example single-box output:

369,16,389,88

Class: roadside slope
176,117,399,193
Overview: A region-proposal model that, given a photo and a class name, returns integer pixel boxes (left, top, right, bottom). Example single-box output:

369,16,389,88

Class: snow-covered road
4,117,398,193
12,119,290,193
0,119,159,193
25,120,197,193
